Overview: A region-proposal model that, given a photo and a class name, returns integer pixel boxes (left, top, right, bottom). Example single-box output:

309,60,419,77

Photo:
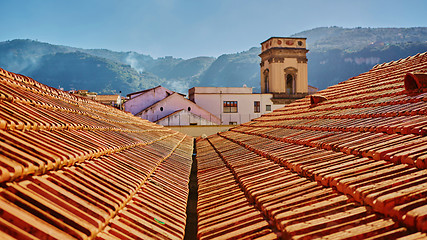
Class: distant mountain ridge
293,26,427,51
0,26,426,95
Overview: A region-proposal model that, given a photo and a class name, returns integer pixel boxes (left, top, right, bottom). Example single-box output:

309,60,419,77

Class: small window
286,74,294,94
189,123,197,125
254,101,260,113
266,105,271,111
298,41,303,46
160,107,164,111
229,122,237,125
264,69,269,93
188,107,191,111
223,101,238,113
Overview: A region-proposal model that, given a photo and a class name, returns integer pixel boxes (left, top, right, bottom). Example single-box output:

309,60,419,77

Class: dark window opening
188,107,191,111
265,75,269,92
254,101,260,113
286,74,294,94
264,69,269,93
160,107,164,111
266,105,271,111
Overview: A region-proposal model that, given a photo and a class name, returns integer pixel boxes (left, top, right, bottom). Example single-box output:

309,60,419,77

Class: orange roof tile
0,67,194,239
197,52,427,238
196,139,278,239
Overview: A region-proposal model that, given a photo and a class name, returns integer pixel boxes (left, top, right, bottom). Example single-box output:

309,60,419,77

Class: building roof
127,86,185,98
261,36,307,44
189,86,253,94
196,52,427,239
126,85,163,97
0,67,194,239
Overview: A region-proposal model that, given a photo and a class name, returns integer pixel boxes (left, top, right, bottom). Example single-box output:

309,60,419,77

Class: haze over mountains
1,27,426,95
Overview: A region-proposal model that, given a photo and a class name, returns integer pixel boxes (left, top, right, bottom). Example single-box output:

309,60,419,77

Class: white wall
192,91,285,125
156,110,217,126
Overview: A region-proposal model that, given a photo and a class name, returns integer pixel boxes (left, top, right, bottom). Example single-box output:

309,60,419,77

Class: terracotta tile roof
196,139,278,239
0,67,194,239
197,52,427,238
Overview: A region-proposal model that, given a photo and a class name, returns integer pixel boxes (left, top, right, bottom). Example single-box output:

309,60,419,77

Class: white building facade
189,86,285,125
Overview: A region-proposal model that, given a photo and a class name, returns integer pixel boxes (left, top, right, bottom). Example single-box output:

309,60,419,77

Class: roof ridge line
95,132,184,238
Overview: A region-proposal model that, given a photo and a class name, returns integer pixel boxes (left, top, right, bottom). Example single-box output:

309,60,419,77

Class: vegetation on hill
308,42,427,89
0,27,426,95
198,47,260,90
30,51,157,94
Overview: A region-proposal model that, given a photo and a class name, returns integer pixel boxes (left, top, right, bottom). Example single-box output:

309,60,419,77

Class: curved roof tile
0,67,194,239
197,52,427,239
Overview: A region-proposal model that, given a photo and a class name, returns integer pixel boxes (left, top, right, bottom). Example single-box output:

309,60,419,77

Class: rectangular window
229,122,237,125
266,105,271,111
223,101,238,113
254,101,260,113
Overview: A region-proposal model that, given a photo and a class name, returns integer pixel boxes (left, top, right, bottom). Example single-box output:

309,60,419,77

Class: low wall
168,125,235,137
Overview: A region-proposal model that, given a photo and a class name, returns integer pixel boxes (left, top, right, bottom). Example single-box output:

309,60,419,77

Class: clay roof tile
197,51,427,238
0,67,194,239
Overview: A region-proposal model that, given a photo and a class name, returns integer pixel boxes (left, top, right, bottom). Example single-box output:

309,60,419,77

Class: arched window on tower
284,67,297,94
264,69,269,93
286,74,294,94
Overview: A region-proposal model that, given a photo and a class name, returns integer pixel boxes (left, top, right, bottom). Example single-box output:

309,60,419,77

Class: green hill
30,51,158,94
198,47,260,90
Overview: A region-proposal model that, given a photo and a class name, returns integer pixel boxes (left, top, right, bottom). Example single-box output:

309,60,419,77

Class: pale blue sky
1,0,426,59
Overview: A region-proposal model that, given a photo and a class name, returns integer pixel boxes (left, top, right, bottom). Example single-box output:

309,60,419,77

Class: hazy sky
1,0,426,59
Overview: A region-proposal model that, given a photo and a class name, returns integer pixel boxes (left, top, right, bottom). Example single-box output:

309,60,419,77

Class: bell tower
259,37,308,94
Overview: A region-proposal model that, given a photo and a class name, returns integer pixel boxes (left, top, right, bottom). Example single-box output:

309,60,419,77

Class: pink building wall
124,86,174,115
136,93,221,125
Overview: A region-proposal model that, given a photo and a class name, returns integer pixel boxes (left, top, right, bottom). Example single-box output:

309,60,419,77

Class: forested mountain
0,27,426,95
